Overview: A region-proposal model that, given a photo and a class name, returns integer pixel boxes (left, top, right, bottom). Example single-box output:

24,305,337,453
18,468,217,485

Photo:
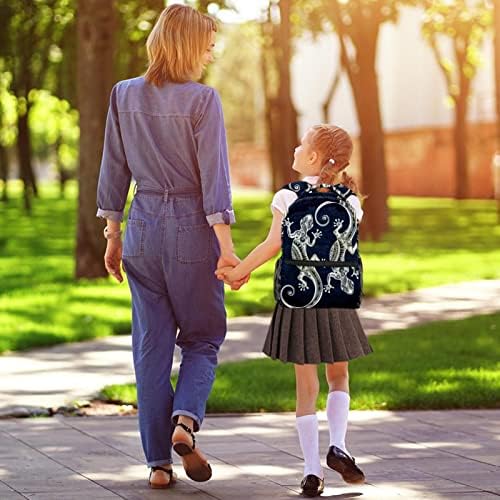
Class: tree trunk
331,1,389,241
16,108,37,212
354,63,388,240
260,31,283,192
0,144,8,202
54,138,67,199
261,1,298,192
75,0,116,279
274,0,299,190
453,94,468,199
322,62,342,123
494,0,500,221
340,33,388,240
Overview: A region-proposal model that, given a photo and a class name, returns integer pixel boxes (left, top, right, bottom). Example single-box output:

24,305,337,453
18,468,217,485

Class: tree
422,0,492,199
115,0,164,81
1,0,74,212
75,0,116,279
494,0,500,221
261,0,299,190
301,0,416,240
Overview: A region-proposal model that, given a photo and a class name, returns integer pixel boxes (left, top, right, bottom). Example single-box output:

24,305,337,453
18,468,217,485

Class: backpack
274,181,363,309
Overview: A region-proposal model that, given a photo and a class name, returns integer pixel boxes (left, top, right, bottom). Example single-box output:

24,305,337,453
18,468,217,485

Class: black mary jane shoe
149,465,176,489
300,474,325,497
326,445,365,484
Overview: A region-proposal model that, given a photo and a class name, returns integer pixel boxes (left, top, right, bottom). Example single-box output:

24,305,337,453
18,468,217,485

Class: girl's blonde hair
145,4,217,86
310,124,364,198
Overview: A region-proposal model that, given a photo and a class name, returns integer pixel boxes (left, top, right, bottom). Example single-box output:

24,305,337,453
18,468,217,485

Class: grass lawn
1,180,499,353
100,312,500,411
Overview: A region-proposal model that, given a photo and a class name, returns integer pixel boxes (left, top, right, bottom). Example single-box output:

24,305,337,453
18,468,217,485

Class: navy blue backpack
274,181,363,309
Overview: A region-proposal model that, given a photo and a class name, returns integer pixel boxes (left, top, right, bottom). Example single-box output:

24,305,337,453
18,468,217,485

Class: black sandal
149,465,176,489
172,422,212,482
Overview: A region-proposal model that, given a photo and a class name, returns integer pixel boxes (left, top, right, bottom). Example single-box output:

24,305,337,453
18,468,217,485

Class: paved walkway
0,410,499,499
1,280,499,413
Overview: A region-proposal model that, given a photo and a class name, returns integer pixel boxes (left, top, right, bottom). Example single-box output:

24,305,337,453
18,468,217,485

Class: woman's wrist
104,226,122,240
220,245,235,257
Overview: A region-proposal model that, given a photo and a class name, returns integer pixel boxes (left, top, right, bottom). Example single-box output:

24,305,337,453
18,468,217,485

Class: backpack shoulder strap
281,181,354,200
279,181,314,197
330,184,354,200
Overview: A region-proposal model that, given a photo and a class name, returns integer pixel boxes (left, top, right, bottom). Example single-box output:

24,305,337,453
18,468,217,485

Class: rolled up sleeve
194,88,235,226
96,84,131,222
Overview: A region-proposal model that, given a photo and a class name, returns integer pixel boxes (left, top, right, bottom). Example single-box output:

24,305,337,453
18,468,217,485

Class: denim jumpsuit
96,77,234,467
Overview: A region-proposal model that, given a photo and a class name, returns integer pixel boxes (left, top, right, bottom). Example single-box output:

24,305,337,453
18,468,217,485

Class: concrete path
1,280,499,413
0,410,499,499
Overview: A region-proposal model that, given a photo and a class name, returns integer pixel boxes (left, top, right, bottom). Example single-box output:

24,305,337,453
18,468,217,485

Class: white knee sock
326,391,350,454
296,414,323,479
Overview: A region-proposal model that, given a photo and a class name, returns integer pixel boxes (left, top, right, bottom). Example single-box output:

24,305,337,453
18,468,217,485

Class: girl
217,124,372,497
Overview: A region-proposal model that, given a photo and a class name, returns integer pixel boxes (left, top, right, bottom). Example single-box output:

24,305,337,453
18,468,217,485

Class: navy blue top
96,77,235,226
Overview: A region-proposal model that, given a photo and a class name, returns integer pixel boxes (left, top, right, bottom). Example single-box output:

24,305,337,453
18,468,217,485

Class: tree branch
322,52,343,123
428,33,455,97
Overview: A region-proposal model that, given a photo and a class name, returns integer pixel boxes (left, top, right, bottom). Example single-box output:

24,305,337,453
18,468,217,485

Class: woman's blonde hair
145,4,217,86
310,124,364,199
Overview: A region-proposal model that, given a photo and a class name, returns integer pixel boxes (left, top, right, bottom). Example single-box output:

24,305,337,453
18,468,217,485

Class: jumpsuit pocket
123,219,145,257
176,224,211,263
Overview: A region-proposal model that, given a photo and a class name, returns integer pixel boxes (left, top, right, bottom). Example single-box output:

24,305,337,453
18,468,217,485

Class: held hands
216,252,250,291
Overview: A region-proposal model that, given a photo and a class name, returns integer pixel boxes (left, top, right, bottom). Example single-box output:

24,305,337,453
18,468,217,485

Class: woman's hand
217,252,250,290
104,239,124,283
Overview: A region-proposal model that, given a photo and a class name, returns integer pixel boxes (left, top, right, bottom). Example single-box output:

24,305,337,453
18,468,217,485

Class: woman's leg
124,259,177,474
295,364,323,481
166,221,226,432
325,361,350,453
165,226,226,481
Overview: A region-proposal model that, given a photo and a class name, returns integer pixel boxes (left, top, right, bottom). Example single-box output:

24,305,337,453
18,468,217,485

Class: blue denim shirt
96,77,235,226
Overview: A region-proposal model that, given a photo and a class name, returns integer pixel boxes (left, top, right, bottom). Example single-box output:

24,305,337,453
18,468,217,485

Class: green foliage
100,312,500,411
1,0,75,93
422,0,493,99
28,90,78,169
183,0,234,15
0,70,17,147
298,0,418,39
115,0,164,80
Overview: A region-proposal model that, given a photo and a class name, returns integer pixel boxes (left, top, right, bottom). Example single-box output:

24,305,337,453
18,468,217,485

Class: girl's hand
215,265,234,281
224,266,250,290
216,252,250,290
104,239,124,283
225,266,244,283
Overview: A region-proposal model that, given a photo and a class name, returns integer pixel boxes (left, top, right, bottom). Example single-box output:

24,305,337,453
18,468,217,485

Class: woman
96,4,246,489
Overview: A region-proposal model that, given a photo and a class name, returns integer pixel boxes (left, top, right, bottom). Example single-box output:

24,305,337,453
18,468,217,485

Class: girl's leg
325,362,350,453
324,362,365,483
294,364,323,480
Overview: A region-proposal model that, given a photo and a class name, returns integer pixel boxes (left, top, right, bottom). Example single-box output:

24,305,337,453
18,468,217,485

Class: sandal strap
150,466,174,478
175,422,196,449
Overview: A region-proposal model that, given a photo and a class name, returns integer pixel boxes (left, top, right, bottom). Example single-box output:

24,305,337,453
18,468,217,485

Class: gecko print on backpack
274,181,363,309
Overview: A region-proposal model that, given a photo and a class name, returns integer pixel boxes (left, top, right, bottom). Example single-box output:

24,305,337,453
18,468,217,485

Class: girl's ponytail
311,125,365,200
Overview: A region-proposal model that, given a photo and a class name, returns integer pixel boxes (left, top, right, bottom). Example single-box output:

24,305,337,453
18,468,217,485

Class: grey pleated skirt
263,304,373,364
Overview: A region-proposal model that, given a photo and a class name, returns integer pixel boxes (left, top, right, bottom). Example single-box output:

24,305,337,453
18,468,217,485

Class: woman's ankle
177,415,195,430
